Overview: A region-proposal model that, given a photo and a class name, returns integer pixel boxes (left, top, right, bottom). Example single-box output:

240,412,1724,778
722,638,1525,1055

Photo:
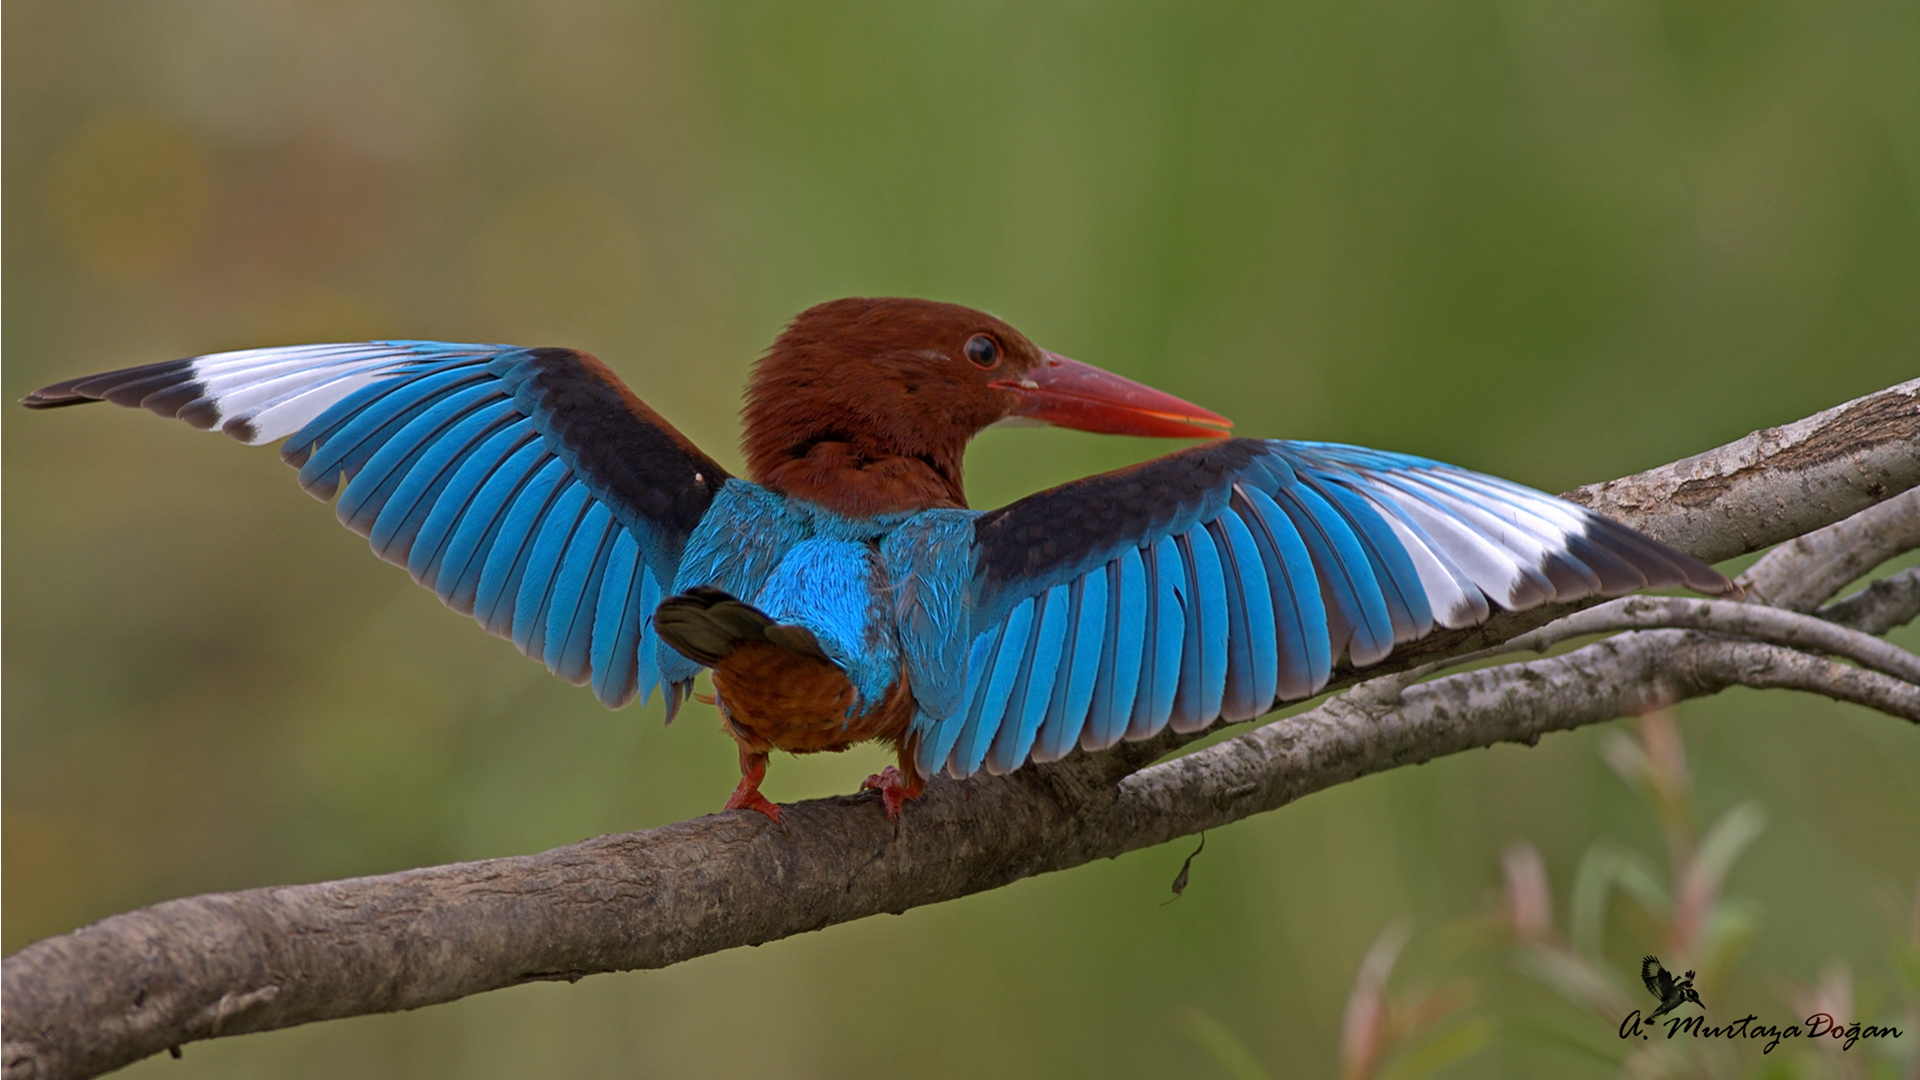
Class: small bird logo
1640,956,1704,1020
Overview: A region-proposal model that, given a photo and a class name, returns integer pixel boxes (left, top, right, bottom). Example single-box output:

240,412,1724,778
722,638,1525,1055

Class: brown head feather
741,297,1045,517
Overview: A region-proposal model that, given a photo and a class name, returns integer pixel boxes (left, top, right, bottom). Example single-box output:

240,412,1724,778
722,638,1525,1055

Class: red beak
992,352,1233,440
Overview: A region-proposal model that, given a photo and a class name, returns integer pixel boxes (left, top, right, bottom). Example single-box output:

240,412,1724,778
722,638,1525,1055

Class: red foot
861,766,922,822
725,752,783,824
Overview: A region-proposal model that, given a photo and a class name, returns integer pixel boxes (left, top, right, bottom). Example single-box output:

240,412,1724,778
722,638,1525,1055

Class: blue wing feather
1034,571,1106,763
296,366,489,499
1235,485,1331,698
35,341,731,712
513,481,593,657
1213,509,1280,722
591,530,644,706
952,597,1034,778
986,583,1070,775
437,444,551,613
474,458,568,632
1170,526,1229,733
409,421,536,587
1083,548,1145,752
1307,476,1434,644
546,503,615,682
371,404,518,563
953,437,1725,775
337,382,505,534
1128,536,1187,740
1276,483,1395,666
926,629,1001,774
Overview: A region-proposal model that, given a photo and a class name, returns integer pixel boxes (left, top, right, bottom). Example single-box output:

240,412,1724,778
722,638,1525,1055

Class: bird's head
743,297,1231,516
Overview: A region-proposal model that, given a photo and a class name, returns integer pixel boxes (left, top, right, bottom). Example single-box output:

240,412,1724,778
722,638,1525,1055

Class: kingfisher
1640,956,1704,1020
22,298,1732,823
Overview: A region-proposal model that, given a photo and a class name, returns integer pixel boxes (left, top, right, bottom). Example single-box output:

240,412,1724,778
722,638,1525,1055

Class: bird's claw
725,785,784,825
725,751,783,826
861,766,911,823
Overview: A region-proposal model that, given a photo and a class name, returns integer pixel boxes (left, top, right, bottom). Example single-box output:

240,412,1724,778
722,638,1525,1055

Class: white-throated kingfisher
22,298,1733,822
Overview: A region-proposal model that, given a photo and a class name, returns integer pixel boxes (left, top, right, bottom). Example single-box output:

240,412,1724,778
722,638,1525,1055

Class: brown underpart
708,639,924,807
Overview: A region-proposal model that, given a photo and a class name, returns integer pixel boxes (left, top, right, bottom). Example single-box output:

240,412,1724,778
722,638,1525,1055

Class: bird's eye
964,334,1001,369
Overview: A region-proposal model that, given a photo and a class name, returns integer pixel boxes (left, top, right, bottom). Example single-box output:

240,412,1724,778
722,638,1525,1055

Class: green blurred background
5,1,1918,1077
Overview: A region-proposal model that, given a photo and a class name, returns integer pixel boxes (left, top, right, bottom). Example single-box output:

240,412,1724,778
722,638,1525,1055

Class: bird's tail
654,586,831,667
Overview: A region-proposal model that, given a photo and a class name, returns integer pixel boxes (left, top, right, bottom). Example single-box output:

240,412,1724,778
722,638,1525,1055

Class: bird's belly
711,642,912,755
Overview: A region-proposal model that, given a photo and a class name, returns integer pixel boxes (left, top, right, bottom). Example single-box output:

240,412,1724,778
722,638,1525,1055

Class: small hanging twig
1162,833,1207,906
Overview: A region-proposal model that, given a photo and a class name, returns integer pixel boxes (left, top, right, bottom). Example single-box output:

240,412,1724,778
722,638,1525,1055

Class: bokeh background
6,2,1918,1077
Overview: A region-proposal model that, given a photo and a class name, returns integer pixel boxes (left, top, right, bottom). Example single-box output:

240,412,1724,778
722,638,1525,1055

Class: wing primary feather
944,618,1021,776
463,453,565,622
1348,488,1489,630
1365,475,1537,610
1170,526,1229,733
408,422,536,589
1128,536,1186,740
1306,477,1436,642
1212,510,1280,722
294,367,491,500
952,598,1034,778
940,621,1011,778
986,584,1069,774
510,481,593,655
1233,486,1330,699
1416,471,1603,601
545,503,616,683
591,529,644,707
1035,570,1107,763
1276,484,1395,666
336,383,507,538
370,405,518,565
1084,549,1145,752
1376,473,1555,609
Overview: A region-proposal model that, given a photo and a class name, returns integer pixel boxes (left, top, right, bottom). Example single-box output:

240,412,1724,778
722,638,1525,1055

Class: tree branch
1512,596,1920,682
1819,566,1920,636
6,381,1919,1080
1115,631,1920,852
1567,377,1920,564
1739,488,1920,612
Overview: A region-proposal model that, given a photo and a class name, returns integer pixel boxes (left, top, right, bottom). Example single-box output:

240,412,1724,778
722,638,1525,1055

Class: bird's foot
861,766,920,823
725,751,782,825
725,783,784,824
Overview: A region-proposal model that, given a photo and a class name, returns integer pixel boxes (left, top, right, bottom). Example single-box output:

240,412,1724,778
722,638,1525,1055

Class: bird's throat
756,441,968,518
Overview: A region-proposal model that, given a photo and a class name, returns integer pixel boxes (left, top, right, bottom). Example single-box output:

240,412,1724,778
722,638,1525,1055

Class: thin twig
1740,489,1920,612
1819,567,1920,637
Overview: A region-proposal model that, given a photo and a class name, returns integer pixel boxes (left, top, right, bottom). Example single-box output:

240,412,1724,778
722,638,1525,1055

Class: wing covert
915,438,1732,779
24,341,731,708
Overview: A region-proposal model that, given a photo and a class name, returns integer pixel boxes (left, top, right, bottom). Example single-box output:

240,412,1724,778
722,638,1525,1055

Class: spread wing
1641,956,1671,999
914,438,1731,780
23,342,730,708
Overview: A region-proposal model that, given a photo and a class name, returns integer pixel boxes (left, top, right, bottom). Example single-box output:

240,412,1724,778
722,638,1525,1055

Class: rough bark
5,380,1918,1080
